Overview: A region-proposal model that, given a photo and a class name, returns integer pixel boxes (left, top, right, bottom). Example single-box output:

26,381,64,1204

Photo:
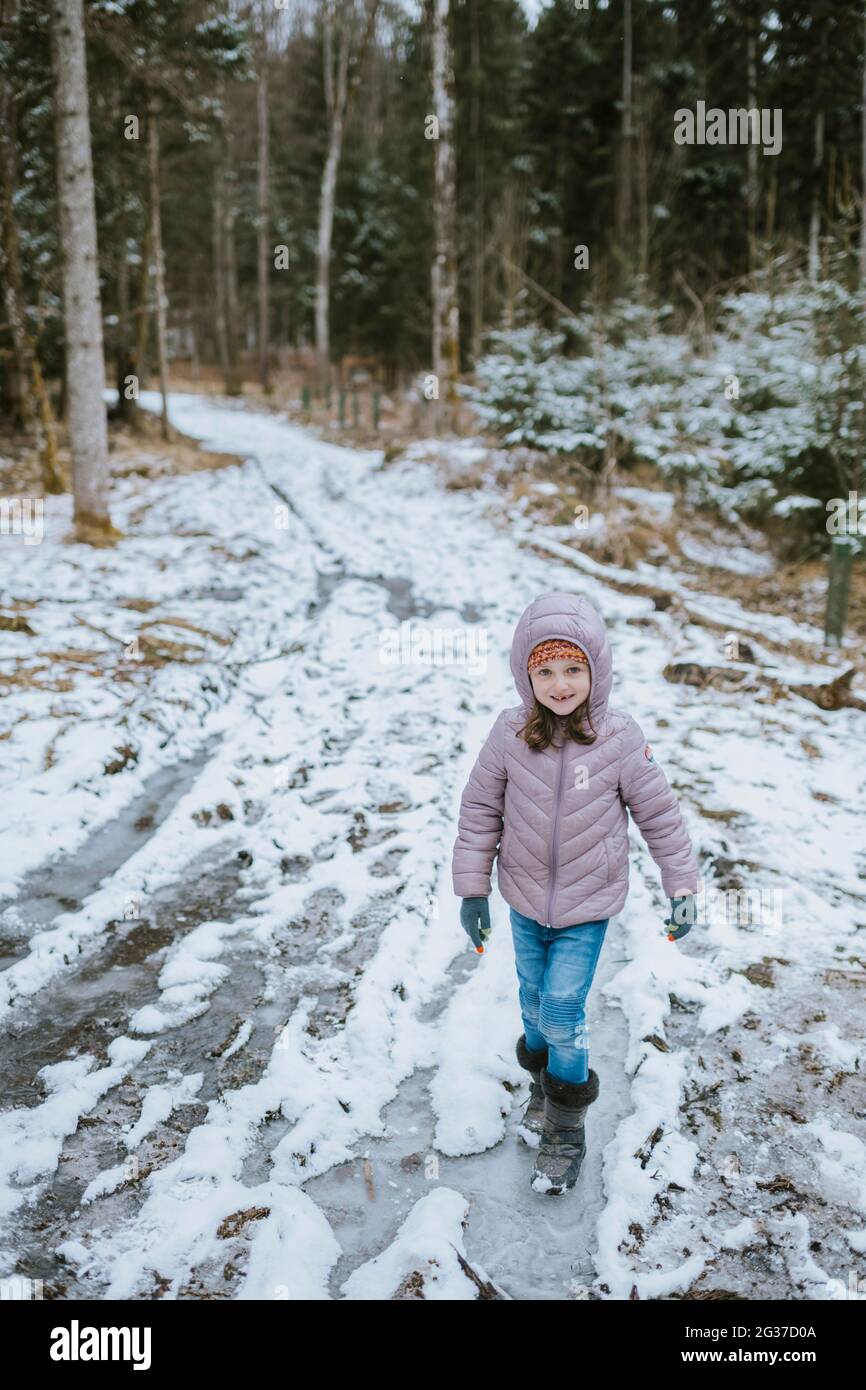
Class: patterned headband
527,640,589,675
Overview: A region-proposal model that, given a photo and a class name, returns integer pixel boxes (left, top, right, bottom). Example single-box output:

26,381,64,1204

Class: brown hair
516,696,598,751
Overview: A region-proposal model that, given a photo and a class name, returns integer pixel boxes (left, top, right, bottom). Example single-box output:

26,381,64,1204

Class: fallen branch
663,662,754,693
787,666,866,712
72,612,232,666
450,1245,510,1300
139,615,234,646
663,660,866,712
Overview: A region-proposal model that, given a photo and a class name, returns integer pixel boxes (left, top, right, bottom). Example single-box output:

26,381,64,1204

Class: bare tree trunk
146,88,170,438
469,0,483,365
189,267,200,382
117,214,129,350
114,202,138,426
110,75,137,429
134,213,152,389
49,0,113,540
316,1,349,394
764,166,777,242
860,4,866,282
808,107,825,282
806,22,827,282
191,320,199,380
31,351,64,491
213,148,241,395
746,12,759,273
257,28,270,393
0,30,34,433
1,0,63,489
0,125,64,489
636,73,649,285
224,169,242,393
431,0,459,416
497,169,529,331
315,110,339,395
614,0,633,285
313,0,380,394
501,191,515,331
213,161,230,388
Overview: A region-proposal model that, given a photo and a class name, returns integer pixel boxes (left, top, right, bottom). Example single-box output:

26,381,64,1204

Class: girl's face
530,656,591,715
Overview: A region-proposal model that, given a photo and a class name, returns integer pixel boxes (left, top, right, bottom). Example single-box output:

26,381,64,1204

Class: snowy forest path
1,392,864,1301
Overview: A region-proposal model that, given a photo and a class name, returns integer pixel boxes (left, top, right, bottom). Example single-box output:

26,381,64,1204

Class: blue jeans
509,906,609,1085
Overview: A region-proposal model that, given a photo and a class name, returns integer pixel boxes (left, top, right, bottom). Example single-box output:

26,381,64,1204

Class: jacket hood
510,591,613,721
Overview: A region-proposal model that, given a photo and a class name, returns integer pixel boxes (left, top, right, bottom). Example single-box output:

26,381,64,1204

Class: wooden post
824,537,856,646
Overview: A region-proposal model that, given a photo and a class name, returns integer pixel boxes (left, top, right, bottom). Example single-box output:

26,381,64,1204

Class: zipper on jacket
544,737,568,927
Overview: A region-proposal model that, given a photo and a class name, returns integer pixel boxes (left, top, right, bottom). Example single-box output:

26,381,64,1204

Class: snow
0,1039,152,1223
772,494,824,517
615,485,676,520
677,533,776,576
339,1188,480,1299
0,389,863,1300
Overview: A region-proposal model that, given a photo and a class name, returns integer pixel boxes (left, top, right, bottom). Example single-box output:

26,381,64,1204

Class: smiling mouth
552,694,576,703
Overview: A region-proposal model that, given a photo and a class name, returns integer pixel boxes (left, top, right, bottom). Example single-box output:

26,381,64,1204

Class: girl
451,591,701,1196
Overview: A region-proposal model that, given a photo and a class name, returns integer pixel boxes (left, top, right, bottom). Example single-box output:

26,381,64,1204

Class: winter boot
530,1066,600,1195
515,1033,549,1147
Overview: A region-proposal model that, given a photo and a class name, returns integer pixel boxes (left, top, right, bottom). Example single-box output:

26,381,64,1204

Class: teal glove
460,897,492,952
664,894,698,941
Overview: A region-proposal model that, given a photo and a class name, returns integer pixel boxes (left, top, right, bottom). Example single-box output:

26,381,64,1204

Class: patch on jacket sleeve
644,744,655,761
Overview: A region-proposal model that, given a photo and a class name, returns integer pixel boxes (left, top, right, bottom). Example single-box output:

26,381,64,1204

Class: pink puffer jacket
451,591,702,927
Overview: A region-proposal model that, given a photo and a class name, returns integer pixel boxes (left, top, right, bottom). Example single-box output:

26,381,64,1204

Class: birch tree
315,0,350,391
430,0,459,410
49,0,114,541
315,0,380,392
